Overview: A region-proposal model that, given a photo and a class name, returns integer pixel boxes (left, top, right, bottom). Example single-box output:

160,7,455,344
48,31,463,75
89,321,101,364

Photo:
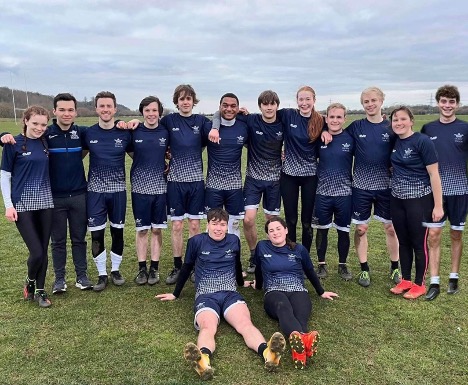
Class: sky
1,0,467,114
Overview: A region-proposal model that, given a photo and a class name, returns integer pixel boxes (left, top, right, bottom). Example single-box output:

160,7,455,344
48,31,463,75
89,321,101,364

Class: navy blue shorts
131,192,168,231
243,176,281,215
352,187,391,224
426,194,468,230
313,194,352,232
205,188,245,218
167,181,205,220
193,291,245,330
87,191,126,231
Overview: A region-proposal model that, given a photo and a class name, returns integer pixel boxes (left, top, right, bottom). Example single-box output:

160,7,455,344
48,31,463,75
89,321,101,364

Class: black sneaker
52,278,67,294
338,264,352,281
93,275,109,292
165,268,180,285
135,268,148,285
246,262,256,274
447,279,459,295
316,264,328,279
23,278,35,301
147,269,160,285
75,276,93,290
425,284,440,301
111,271,125,286
34,291,52,308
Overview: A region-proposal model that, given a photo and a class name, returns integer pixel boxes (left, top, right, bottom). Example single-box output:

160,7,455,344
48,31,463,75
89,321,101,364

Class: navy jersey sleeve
172,237,198,297
1,143,16,172
419,134,438,166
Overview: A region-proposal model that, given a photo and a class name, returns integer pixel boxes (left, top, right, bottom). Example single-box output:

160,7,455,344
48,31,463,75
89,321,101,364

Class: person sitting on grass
252,217,338,369
156,208,286,381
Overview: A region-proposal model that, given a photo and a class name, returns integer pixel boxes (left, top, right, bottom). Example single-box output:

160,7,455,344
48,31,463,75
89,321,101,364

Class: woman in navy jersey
389,106,443,299
253,217,338,369
1,106,54,308
278,86,325,252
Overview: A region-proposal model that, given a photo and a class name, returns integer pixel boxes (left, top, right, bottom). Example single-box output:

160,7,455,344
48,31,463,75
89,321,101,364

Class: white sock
430,276,440,285
449,272,459,280
94,249,107,276
111,251,123,272
228,217,240,239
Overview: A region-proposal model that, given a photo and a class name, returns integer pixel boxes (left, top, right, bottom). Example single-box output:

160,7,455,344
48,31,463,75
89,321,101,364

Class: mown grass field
0,115,467,385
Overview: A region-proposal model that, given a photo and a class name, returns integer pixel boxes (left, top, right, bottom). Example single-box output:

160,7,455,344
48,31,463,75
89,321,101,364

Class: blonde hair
296,86,323,142
326,102,347,116
360,87,385,104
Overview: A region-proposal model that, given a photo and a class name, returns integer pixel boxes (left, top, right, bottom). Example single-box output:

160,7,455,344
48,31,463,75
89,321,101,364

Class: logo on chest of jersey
114,138,123,147
159,137,167,146
403,148,413,159
70,130,79,140
263,254,272,258
288,253,297,262
255,131,264,136
90,140,98,144
237,135,245,144
225,249,234,258
201,251,210,255
172,127,180,131
48,134,58,139
290,124,297,128
381,133,390,142
192,126,200,134
320,145,327,149
135,139,143,143
430,136,437,140
276,132,283,139
342,143,351,152
22,152,32,156
359,134,366,138
454,133,464,143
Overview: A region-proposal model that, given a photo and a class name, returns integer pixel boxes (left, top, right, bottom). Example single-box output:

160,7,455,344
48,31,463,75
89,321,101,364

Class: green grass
0,116,467,385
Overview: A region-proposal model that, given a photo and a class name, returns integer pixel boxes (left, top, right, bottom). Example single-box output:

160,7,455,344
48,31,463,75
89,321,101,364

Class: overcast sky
1,0,467,113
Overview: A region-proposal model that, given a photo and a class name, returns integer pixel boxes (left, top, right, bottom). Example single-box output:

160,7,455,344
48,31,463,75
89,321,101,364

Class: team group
0,83,467,378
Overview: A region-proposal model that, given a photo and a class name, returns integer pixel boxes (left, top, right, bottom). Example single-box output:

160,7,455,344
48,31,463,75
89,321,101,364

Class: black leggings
390,194,432,285
280,173,317,252
264,291,312,336
91,227,124,257
316,228,350,264
16,209,53,290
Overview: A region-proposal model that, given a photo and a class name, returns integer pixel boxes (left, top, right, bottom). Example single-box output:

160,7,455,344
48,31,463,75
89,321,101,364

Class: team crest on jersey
403,148,413,159
321,145,327,149
70,130,79,140
288,253,297,262
159,137,167,146
114,138,123,147
48,134,58,139
276,132,283,139
263,254,272,258
237,136,244,144
196,302,205,309
255,131,264,135
454,133,464,143
342,143,351,152
381,133,390,142
225,249,234,258
192,126,200,134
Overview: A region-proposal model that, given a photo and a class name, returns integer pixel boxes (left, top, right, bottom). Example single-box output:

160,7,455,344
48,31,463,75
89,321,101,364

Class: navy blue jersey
46,120,88,197
130,123,169,195
241,114,283,181
1,135,53,212
278,108,320,177
254,240,324,295
82,124,132,193
317,130,354,196
161,113,211,182
421,119,468,195
391,132,438,199
205,119,248,190
184,233,242,298
347,118,395,190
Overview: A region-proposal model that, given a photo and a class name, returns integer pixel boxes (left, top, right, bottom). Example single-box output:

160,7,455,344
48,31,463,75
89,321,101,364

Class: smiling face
207,218,228,241
24,114,48,139
143,101,160,128
296,90,315,117
95,97,117,123
267,220,288,247
220,96,239,120
326,107,346,134
361,91,383,118
437,96,459,121
259,102,278,122
177,92,194,116
391,109,414,139
53,100,77,129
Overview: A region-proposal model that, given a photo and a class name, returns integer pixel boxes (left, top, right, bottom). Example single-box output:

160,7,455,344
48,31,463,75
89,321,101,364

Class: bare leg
196,311,219,352
384,223,399,262
243,209,258,251
188,219,201,238
224,303,265,351
354,224,368,263
171,220,184,258
150,228,162,261
450,229,463,273
427,227,443,277
135,230,148,262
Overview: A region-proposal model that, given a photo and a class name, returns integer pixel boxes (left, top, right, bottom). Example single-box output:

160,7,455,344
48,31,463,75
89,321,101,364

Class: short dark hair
95,91,116,107
139,96,164,115
54,93,77,109
172,84,199,107
390,106,414,121
435,85,460,103
206,208,229,223
257,90,280,107
219,93,239,106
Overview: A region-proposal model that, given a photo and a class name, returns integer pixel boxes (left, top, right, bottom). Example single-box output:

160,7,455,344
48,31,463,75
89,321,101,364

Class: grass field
0,115,467,385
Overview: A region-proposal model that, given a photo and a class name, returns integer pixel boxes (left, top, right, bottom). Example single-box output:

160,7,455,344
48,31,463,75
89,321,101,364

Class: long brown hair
22,105,49,155
264,217,296,250
297,86,323,142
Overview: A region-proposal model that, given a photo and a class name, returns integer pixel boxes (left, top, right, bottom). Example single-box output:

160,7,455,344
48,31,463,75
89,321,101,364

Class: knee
243,215,255,228
384,224,396,237
151,228,162,236
427,229,442,246
355,225,368,237
189,219,200,233
137,229,149,238
172,220,183,233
